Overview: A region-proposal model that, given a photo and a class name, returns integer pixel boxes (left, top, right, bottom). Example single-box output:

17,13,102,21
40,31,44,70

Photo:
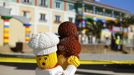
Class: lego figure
28,32,78,75
57,21,81,70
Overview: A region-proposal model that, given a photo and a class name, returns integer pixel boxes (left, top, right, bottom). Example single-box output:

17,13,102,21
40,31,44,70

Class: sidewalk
0,44,134,61
81,45,134,54
0,52,134,61
0,44,133,54
80,53,134,60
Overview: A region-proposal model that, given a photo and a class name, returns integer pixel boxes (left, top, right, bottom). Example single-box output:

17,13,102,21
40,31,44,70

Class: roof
83,0,130,14
62,0,131,14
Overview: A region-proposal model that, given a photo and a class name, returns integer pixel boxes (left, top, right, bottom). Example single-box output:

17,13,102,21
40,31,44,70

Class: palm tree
84,17,94,35
106,20,116,30
122,15,134,25
94,20,104,39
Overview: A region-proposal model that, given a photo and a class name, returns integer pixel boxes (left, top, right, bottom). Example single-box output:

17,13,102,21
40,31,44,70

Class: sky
95,0,134,14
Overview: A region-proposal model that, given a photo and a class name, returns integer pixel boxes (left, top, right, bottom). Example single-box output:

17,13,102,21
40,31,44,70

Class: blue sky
96,0,134,14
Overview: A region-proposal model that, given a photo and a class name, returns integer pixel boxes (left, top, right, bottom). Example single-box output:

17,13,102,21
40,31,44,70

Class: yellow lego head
28,32,60,69
36,52,57,69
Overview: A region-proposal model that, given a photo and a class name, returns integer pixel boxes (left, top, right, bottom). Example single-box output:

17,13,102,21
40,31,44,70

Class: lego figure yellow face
36,52,58,69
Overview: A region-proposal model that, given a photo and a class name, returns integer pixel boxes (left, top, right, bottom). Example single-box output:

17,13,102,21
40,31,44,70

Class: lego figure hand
67,56,80,67
58,55,66,65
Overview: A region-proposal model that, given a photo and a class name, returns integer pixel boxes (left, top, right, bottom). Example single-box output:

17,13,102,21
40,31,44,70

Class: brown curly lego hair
58,21,78,38
57,36,81,58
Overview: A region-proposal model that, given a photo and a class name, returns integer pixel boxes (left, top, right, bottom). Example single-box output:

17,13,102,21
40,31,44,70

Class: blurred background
0,0,134,75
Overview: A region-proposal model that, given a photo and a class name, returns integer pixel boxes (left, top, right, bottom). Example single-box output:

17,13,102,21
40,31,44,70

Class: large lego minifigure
28,32,78,75
57,21,81,70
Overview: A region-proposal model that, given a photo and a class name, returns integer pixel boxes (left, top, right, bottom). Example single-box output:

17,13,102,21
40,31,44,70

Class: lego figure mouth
42,62,46,66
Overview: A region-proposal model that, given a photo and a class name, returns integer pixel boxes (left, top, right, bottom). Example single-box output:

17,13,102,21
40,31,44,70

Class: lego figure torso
36,65,63,75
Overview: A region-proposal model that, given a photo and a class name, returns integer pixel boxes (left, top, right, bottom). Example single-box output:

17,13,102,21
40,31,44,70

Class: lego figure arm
49,65,64,75
67,56,80,67
63,65,77,75
63,56,80,75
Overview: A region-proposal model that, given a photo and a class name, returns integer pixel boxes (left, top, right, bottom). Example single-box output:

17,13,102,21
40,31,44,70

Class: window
55,15,61,23
130,27,133,32
69,17,73,22
56,2,60,8
40,13,47,22
23,0,30,3
23,11,30,19
69,4,74,10
40,0,47,7
85,7,88,12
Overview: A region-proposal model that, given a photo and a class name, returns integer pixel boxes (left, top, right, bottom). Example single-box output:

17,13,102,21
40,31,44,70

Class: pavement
0,63,35,75
1,53,134,61
0,45,134,75
80,53,134,60
0,63,134,75
0,44,134,64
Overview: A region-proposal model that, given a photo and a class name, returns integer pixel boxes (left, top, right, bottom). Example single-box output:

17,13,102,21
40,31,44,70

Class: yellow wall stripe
26,28,30,31
3,39,9,43
26,37,30,40
80,60,134,64
3,34,9,37
0,57,36,63
4,28,9,32
25,26,30,42
0,57,134,64
3,20,10,44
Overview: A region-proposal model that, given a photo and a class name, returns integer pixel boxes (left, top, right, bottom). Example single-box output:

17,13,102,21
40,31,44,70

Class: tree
95,20,104,39
106,20,116,30
122,15,134,27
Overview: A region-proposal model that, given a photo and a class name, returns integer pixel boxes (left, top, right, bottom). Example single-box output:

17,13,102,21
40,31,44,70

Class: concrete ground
1,44,134,62
81,45,134,54
0,63,134,75
0,44,134,54
0,44,134,75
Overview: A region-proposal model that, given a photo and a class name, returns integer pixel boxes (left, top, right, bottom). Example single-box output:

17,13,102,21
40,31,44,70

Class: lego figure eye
44,57,47,60
39,58,41,60
43,55,48,60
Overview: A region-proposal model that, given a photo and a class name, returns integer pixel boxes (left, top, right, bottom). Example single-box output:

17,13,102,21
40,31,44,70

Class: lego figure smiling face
36,52,58,69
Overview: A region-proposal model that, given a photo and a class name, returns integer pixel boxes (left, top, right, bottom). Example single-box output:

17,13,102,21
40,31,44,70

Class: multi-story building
0,0,76,47
75,0,131,42
0,0,131,47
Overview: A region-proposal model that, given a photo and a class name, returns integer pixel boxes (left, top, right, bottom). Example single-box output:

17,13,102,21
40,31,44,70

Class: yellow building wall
128,25,134,39
37,25,49,33
19,6,35,42
9,18,25,47
0,17,25,47
0,17,3,47
19,6,34,23
19,6,49,35
52,11,64,33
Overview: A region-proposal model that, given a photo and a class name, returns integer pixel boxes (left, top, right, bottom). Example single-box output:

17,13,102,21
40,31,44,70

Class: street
0,63,134,75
